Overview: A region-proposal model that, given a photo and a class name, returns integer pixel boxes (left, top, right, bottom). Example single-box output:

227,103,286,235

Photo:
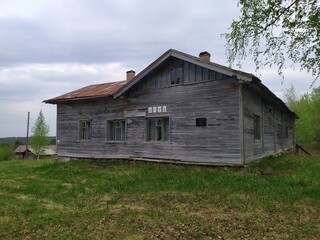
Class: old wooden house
44,49,296,165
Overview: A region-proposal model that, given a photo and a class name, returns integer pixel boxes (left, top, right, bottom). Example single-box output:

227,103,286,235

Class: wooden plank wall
242,87,294,163
56,58,242,164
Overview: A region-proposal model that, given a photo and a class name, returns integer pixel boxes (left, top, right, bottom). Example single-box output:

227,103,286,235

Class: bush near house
0,154,319,239
0,144,15,161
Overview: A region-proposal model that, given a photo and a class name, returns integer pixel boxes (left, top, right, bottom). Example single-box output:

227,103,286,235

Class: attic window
196,118,207,127
170,66,182,85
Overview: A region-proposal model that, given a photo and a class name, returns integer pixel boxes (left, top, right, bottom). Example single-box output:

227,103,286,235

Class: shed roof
44,81,127,103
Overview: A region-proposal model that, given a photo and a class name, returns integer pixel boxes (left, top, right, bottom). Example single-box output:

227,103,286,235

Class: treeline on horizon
0,136,56,145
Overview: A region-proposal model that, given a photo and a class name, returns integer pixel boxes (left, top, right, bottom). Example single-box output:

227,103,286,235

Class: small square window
196,118,207,127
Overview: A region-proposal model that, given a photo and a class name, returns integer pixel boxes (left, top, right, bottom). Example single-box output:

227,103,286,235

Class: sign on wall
148,106,167,114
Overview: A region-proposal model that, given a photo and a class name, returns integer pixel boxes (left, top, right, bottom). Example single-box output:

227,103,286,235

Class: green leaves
223,0,320,81
31,110,50,159
284,86,320,152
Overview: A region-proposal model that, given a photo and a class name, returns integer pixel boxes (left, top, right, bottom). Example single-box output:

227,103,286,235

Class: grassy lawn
0,155,319,239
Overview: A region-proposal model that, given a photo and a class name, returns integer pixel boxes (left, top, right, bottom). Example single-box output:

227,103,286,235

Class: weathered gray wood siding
56,57,242,164
127,79,241,164
242,87,294,163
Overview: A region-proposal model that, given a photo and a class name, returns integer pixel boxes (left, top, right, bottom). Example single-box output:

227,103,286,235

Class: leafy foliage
284,86,320,152
31,110,49,160
223,0,320,82
0,144,15,161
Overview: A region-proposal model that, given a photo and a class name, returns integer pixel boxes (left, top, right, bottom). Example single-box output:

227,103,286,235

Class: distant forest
0,136,56,145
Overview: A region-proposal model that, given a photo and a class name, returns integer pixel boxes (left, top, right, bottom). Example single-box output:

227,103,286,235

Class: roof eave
43,94,113,104
244,78,297,118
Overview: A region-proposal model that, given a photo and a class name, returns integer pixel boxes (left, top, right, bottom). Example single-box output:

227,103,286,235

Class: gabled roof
113,49,254,97
43,49,296,117
43,49,297,117
44,49,256,104
44,81,126,104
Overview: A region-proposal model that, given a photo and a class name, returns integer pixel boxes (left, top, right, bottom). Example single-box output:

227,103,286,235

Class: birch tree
223,0,320,83
31,110,49,160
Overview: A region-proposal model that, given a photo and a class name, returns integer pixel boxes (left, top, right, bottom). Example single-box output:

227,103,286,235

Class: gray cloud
0,0,318,137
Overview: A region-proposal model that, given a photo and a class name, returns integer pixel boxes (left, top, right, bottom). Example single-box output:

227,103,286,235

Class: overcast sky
0,0,318,138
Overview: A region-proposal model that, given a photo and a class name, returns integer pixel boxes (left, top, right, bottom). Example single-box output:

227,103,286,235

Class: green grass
0,155,319,239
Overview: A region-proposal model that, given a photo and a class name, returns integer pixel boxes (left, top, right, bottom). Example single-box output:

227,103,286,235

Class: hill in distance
0,136,56,145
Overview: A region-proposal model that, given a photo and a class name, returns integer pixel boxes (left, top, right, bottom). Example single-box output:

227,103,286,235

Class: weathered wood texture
56,57,241,164
242,86,294,163
55,57,294,165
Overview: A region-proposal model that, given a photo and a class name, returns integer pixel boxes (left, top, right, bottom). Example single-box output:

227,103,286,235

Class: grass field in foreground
0,154,319,239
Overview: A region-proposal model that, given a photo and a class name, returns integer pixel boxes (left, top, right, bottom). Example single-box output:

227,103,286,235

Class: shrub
0,144,16,161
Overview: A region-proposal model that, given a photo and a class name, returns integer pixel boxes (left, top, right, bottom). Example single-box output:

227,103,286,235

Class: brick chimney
199,51,211,62
126,70,135,81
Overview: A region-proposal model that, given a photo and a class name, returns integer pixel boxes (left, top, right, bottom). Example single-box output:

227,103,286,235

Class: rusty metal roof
44,80,127,103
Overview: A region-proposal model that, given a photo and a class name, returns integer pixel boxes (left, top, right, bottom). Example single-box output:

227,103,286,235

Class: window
107,120,125,141
147,117,169,141
276,124,282,139
79,120,91,140
253,114,261,140
170,66,182,85
285,126,289,139
196,118,207,127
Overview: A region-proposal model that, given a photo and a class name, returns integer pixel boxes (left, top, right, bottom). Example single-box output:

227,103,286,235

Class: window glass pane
87,122,91,139
147,117,169,141
156,126,162,140
163,118,169,141
121,121,125,141
285,126,289,139
176,67,182,84
107,120,125,141
170,67,182,85
80,120,91,140
147,119,155,141
277,124,281,139
254,115,261,140
115,126,121,141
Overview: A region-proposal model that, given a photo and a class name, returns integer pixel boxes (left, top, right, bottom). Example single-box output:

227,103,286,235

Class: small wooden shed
44,49,296,165
15,145,57,159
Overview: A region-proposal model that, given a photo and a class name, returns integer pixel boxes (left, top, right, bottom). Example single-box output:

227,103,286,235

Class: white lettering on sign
148,106,167,113
162,106,167,112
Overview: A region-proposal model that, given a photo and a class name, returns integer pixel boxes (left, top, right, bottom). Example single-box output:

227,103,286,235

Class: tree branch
260,0,298,33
